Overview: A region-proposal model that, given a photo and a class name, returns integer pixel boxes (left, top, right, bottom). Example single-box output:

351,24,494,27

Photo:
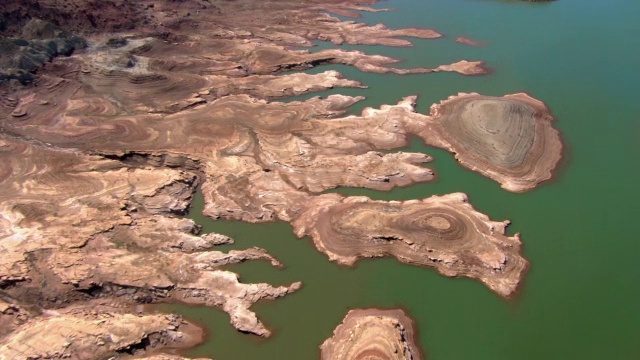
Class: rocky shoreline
292,192,528,297
0,0,561,358
422,92,563,192
321,309,423,360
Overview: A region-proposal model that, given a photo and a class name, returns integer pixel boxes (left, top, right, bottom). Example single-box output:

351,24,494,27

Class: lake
171,0,640,358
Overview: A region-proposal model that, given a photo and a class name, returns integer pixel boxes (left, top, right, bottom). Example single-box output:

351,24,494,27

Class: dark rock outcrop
0,19,86,84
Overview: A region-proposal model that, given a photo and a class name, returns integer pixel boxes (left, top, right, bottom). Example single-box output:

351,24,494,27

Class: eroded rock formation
0,135,301,338
0,19,86,83
420,92,563,192
0,90,549,303
0,0,563,357
321,309,422,360
0,304,202,359
293,193,527,297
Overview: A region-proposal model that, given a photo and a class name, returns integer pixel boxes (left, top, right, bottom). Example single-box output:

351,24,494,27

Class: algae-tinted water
171,0,640,358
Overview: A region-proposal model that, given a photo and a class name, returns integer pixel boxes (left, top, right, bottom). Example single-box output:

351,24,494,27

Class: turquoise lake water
169,0,640,358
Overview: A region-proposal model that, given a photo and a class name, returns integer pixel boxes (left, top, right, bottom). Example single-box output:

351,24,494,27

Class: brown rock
174,271,302,336
321,309,423,360
0,135,300,338
0,1,563,357
0,310,200,359
293,193,527,297
421,92,563,192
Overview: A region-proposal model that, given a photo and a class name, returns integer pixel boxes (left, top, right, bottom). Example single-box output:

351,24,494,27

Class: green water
170,0,640,358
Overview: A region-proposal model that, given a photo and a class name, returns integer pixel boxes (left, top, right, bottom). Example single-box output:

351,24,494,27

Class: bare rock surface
0,299,30,338
205,70,366,99
0,91,550,300
0,19,86,83
0,0,563,357
293,193,527,297
321,309,422,360
175,271,301,336
0,135,300,340
197,233,235,248
0,307,201,360
421,92,563,192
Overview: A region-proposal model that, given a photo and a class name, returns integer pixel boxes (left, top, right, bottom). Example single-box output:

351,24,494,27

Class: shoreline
0,0,561,358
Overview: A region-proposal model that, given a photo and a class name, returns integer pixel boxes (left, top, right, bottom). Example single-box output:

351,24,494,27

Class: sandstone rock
292,192,527,298
0,135,300,338
0,299,30,337
0,311,198,359
321,309,423,360
199,233,234,247
0,1,563,357
422,92,563,192
175,270,301,337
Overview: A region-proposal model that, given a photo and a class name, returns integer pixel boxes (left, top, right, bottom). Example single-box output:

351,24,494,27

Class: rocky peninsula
421,92,562,192
292,193,527,297
321,309,423,360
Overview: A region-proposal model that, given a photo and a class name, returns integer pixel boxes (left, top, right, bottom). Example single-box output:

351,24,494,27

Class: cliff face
0,310,201,359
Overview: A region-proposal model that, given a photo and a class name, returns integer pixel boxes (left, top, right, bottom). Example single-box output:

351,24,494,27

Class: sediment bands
0,0,561,356
293,193,528,297
424,93,562,192
442,98,536,168
321,309,422,360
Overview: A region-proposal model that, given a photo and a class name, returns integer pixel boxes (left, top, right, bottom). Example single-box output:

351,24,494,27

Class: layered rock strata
0,135,300,338
0,19,86,83
321,309,422,360
0,88,550,299
0,304,202,359
0,88,553,305
293,193,527,297
420,92,563,192
0,0,563,357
